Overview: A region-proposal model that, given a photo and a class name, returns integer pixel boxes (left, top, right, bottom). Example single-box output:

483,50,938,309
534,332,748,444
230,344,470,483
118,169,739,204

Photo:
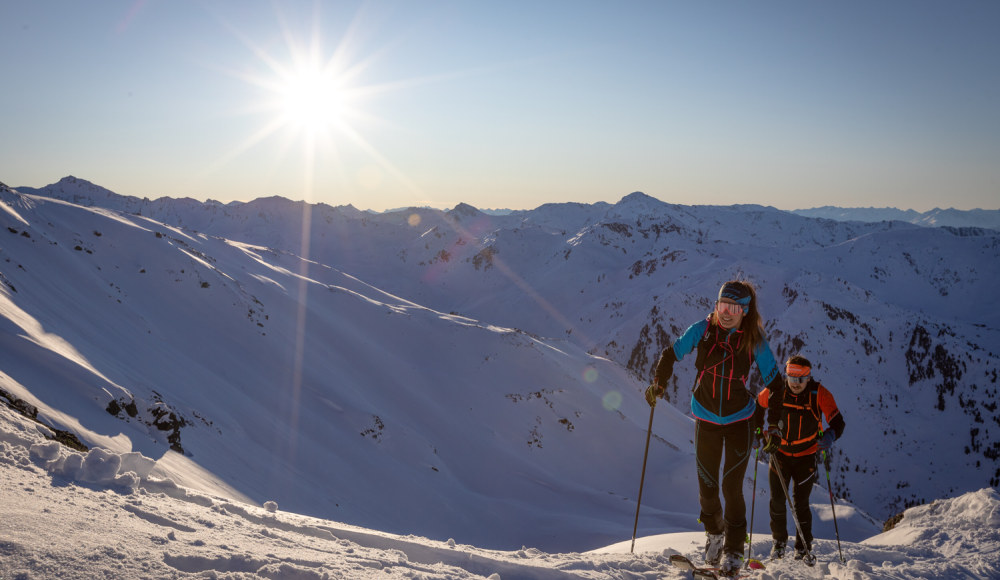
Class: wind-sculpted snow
1,405,183,494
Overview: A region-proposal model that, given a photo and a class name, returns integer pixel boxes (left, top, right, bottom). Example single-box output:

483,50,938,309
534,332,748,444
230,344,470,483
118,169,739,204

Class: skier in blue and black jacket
645,280,784,576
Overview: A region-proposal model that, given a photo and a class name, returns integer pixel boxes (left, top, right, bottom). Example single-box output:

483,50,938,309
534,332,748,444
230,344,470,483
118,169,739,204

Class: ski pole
630,401,656,553
822,450,846,563
745,431,760,568
769,453,811,557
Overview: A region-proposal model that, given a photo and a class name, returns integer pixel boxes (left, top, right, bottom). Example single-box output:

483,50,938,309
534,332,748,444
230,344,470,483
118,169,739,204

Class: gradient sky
2,1,997,212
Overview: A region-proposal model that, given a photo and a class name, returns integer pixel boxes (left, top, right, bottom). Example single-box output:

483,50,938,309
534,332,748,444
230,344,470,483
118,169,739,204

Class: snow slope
0,403,995,580
1,184,772,552
12,177,1000,527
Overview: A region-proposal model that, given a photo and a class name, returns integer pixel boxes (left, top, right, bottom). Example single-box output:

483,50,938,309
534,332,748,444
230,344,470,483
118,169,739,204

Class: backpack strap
809,382,823,424
692,316,716,392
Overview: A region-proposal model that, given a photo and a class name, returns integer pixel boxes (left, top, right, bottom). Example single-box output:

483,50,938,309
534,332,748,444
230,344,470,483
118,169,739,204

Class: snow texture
0,176,997,564
0,402,997,579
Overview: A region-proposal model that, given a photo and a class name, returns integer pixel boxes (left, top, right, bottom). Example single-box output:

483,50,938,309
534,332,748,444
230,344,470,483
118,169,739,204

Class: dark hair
786,354,812,368
711,279,764,355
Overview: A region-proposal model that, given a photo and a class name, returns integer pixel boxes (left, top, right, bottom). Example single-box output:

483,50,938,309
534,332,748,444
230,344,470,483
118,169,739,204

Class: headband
786,363,811,378
718,282,752,306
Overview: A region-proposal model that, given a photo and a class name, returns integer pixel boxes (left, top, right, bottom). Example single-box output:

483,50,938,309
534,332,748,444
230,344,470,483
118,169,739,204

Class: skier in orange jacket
755,355,845,565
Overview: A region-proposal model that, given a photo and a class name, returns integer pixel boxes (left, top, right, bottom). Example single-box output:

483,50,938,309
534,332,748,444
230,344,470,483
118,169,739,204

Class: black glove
644,383,665,407
762,427,782,453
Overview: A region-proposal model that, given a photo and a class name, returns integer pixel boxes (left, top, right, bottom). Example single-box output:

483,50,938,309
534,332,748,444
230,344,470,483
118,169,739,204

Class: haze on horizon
2,1,998,213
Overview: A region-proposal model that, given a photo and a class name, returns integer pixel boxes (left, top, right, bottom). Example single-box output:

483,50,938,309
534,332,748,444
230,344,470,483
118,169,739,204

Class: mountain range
791,206,1000,232
1,175,997,552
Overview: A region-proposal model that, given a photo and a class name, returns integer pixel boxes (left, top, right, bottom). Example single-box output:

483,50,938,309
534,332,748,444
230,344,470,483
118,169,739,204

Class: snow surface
1,403,997,579
1,184,752,551
21,178,993,525
1,175,999,563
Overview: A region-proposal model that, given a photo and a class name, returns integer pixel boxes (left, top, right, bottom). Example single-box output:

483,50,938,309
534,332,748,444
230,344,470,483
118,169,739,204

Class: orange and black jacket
755,379,845,456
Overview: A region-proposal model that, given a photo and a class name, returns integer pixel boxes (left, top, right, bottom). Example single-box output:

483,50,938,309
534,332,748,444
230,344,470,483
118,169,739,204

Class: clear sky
2,1,997,212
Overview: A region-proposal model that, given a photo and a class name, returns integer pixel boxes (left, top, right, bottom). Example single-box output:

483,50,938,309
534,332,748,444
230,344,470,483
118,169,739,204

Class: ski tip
669,554,696,570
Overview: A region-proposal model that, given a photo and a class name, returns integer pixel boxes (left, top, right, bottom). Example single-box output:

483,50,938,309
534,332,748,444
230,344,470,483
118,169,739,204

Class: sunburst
201,3,423,199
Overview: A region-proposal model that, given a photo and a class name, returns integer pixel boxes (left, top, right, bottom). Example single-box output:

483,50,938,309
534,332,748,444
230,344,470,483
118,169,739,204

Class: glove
762,427,782,453
751,428,763,450
817,431,836,452
644,383,665,407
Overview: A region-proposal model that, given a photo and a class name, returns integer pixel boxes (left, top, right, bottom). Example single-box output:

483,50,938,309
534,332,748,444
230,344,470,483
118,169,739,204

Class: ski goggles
715,301,748,316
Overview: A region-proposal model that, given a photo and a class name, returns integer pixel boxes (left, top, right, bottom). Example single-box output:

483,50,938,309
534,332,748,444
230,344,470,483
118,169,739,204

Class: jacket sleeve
819,386,845,440
654,348,677,385
656,319,708,383
671,319,709,362
754,338,784,429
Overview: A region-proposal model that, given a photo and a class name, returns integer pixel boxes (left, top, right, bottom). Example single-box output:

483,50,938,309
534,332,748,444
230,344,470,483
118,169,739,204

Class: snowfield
0,175,998,577
1,404,998,579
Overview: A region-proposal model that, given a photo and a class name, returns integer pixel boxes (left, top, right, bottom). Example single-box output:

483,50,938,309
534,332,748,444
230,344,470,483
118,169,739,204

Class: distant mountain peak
448,202,480,216
619,191,656,203
791,206,1000,230
446,202,483,224
55,175,110,192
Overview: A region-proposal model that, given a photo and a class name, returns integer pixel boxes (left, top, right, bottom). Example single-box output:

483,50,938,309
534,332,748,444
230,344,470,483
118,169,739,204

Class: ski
669,555,720,579
669,554,760,579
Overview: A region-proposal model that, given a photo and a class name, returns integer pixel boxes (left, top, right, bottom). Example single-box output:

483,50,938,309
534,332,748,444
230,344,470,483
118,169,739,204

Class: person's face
786,374,809,394
715,298,745,330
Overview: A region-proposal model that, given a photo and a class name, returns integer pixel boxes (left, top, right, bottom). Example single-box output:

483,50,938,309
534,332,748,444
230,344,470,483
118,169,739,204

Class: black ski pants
768,452,818,551
694,418,754,554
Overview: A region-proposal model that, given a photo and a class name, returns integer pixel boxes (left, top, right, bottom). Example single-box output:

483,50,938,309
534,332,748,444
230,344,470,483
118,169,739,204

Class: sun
281,66,343,132
205,5,438,199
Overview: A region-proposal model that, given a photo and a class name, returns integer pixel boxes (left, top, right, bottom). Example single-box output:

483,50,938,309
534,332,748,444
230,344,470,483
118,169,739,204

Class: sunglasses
786,376,809,384
715,301,748,316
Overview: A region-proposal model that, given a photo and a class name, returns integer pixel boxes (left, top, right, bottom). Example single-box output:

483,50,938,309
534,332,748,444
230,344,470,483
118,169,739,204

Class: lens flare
583,367,598,383
602,391,622,411
408,213,421,227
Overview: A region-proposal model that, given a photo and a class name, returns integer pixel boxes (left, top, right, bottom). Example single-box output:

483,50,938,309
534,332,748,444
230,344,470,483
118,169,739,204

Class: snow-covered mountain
0,183,718,552
793,205,1000,232
4,176,999,549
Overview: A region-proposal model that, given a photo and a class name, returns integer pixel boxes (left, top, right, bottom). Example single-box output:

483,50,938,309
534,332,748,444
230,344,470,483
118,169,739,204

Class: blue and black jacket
658,316,784,428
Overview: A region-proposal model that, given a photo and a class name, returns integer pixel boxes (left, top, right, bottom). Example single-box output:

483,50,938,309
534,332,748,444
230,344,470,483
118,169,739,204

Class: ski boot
795,549,816,566
704,532,725,566
769,539,786,560
719,549,743,577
